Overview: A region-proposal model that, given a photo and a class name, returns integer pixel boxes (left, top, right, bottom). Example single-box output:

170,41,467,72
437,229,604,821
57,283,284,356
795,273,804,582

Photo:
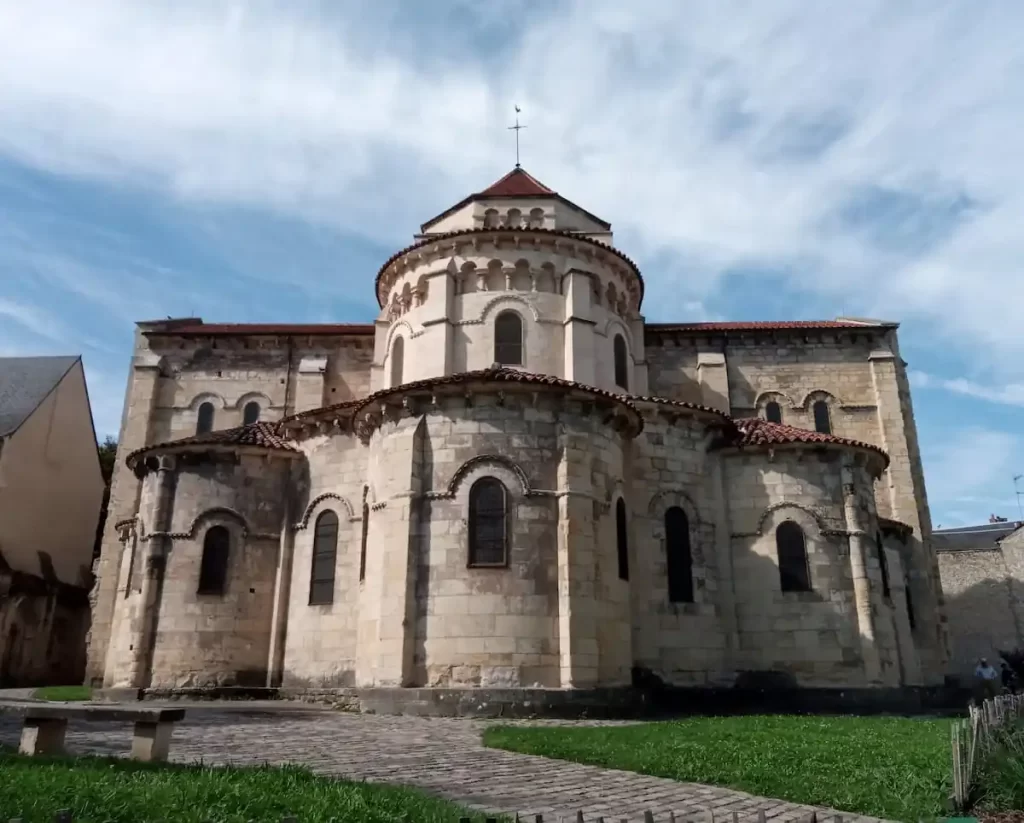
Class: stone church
87,167,950,702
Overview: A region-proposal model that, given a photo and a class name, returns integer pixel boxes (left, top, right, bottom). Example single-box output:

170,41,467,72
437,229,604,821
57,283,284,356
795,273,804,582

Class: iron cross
508,105,527,168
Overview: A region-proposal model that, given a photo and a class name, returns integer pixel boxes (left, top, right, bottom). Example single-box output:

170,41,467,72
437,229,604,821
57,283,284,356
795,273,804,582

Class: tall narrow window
390,336,405,387
905,577,917,630
197,526,230,595
665,506,693,603
616,498,629,581
765,401,783,424
812,400,832,434
242,401,261,425
359,501,369,582
309,510,339,605
468,478,507,566
876,532,891,600
494,311,523,366
196,402,215,435
776,520,811,592
613,335,629,391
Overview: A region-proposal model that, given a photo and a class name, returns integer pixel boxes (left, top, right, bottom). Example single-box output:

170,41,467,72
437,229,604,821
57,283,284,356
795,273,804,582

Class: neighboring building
0,355,104,686
935,521,1024,679
87,168,949,700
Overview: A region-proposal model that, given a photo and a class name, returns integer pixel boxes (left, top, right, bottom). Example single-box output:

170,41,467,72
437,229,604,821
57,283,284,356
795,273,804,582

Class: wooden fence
951,691,1024,809
5,811,851,823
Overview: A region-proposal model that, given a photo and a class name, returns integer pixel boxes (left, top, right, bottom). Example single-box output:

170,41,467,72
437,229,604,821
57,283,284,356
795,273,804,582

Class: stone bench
0,703,186,762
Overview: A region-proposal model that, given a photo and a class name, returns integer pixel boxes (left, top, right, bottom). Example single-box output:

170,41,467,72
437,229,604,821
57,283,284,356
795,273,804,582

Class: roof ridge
478,167,555,197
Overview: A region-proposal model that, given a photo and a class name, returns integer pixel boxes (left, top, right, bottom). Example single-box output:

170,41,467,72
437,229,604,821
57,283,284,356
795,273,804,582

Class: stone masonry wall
725,450,878,686
282,432,369,688
938,530,1024,676
87,330,374,685
628,409,727,686
104,454,291,688
410,394,564,688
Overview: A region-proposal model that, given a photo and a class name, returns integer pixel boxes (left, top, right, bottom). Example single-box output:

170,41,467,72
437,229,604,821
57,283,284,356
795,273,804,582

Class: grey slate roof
932,521,1024,552
0,356,80,436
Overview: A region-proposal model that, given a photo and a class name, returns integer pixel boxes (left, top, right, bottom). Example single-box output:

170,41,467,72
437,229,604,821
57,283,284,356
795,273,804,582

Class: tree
92,436,118,561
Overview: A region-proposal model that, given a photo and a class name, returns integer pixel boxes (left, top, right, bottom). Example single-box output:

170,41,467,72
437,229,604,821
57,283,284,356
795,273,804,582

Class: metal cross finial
508,105,527,168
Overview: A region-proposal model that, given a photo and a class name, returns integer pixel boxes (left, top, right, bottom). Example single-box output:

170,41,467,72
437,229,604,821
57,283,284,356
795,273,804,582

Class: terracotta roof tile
728,417,889,465
377,227,640,307
626,394,730,418
479,167,555,197
353,367,643,431
420,167,611,233
647,320,894,333
143,322,374,337
126,421,299,467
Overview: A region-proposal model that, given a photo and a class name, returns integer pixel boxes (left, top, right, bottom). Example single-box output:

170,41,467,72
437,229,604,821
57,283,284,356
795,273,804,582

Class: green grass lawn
0,749,483,823
484,715,952,822
31,685,93,702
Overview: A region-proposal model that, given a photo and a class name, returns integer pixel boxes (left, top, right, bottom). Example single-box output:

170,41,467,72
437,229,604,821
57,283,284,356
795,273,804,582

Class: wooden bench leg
19,718,68,756
131,720,174,762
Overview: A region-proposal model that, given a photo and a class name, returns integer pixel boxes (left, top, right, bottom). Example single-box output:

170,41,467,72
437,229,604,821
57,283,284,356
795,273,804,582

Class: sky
0,0,1022,527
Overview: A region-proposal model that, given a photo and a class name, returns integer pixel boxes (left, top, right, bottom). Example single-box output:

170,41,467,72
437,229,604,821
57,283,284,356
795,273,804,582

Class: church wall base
103,684,971,718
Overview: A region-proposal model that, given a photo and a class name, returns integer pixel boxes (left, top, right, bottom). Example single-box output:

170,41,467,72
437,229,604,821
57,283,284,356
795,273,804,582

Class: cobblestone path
0,705,886,823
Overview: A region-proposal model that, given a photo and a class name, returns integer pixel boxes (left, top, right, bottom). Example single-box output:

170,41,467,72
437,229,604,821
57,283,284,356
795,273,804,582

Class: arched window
242,401,261,425
812,400,832,434
776,520,811,592
613,335,629,391
616,498,629,581
196,402,215,435
197,526,230,595
876,532,891,600
494,311,523,366
765,401,783,424
506,208,522,228
390,336,405,387
359,500,369,582
528,207,544,228
665,506,693,603
468,478,508,567
309,510,339,605
483,208,499,228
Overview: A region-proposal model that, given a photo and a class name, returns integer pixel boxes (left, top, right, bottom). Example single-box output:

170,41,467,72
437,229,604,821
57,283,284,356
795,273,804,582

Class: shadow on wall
942,574,1024,684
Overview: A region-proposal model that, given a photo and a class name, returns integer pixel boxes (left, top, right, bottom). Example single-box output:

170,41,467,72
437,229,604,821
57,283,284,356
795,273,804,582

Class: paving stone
0,706,892,823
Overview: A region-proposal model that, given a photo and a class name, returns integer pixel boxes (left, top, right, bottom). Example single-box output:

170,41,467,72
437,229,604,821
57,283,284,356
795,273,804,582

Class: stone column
266,492,295,687
126,456,176,689
710,454,739,673
294,357,327,413
869,333,948,681
562,269,596,386
87,347,163,686
841,461,881,684
556,427,599,688
696,352,730,413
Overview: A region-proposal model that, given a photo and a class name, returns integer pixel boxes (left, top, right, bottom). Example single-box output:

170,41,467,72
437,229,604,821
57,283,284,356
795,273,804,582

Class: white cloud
1,0,1024,391
923,426,1023,526
910,371,1024,408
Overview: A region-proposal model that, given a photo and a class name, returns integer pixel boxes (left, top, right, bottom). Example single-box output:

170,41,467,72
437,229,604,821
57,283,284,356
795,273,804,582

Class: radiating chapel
87,167,950,698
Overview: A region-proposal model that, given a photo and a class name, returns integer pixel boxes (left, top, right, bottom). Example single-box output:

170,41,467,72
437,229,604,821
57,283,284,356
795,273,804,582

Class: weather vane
508,105,527,168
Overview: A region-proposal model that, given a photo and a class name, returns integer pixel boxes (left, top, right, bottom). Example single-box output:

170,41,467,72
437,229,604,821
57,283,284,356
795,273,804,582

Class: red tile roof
479,167,555,197
420,167,611,233
126,422,299,468
728,417,889,465
647,320,895,333
353,367,643,431
626,395,730,418
143,322,375,337
377,226,640,307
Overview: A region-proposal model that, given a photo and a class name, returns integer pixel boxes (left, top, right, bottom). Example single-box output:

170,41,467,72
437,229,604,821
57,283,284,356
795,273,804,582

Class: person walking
976,657,999,700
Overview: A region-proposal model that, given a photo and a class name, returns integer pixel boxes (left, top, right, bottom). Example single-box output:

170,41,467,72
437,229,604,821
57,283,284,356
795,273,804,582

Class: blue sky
0,0,1022,527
